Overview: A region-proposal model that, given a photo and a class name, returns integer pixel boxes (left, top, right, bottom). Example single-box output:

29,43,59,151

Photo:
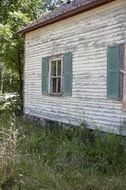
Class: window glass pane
51,61,56,76
57,78,61,93
50,59,62,94
57,60,61,76
51,78,56,93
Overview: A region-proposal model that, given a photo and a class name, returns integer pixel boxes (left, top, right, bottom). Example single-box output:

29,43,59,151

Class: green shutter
42,57,49,95
107,45,123,99
63,52,72,96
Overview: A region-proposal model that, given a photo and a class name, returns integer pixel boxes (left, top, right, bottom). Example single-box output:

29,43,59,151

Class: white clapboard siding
24,0,126,134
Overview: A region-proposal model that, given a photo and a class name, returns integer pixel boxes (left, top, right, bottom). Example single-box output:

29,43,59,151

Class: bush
0,94,22,116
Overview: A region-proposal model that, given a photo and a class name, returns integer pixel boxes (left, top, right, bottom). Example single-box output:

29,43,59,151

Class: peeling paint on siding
24,0,126,134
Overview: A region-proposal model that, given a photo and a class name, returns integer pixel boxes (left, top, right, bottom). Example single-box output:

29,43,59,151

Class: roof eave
18,0,116,35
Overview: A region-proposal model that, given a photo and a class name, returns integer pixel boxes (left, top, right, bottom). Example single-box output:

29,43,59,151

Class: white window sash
49,58,63,95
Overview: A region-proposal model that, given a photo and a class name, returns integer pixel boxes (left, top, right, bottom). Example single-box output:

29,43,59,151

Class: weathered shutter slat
42,57,49,95
107,45,122,99
63,52,72,96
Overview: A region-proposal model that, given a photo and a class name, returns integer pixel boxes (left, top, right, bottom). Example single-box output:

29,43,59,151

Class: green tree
0,0,64,97
43,0,64,11
0,12,29,95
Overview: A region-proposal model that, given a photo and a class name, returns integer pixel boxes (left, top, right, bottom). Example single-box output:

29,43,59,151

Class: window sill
49,93,63,97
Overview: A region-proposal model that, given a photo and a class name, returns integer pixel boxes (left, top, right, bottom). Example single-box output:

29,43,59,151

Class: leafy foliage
0,0,64,96
43,0,64,11
0,94,22,116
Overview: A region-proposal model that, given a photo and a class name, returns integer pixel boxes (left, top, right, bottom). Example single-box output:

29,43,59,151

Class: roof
18,0,116,34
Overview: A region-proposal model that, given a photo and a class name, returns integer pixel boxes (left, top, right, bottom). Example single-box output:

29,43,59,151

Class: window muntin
50,58,62,95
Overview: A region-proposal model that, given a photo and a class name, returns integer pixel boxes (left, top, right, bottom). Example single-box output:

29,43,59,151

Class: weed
0,112,126,189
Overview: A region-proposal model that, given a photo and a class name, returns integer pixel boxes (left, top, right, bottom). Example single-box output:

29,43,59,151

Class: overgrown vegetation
0,94,22,116
1,0,126,189
0,110,126,190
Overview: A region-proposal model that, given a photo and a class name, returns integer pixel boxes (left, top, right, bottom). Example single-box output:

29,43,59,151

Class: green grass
0,112,126,190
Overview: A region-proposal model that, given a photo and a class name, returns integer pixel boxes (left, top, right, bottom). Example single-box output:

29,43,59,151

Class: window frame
49,57,63,96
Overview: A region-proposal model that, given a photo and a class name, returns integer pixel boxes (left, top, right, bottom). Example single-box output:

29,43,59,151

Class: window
49,58,63,95
42,52,72,97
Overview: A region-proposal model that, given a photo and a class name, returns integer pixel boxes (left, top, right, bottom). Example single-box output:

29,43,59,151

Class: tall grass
0,112,126,189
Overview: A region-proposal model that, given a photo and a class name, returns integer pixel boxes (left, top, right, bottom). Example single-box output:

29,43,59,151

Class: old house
19,0,126,134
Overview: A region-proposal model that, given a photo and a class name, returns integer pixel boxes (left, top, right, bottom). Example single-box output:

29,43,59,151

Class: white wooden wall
24,0,126,134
